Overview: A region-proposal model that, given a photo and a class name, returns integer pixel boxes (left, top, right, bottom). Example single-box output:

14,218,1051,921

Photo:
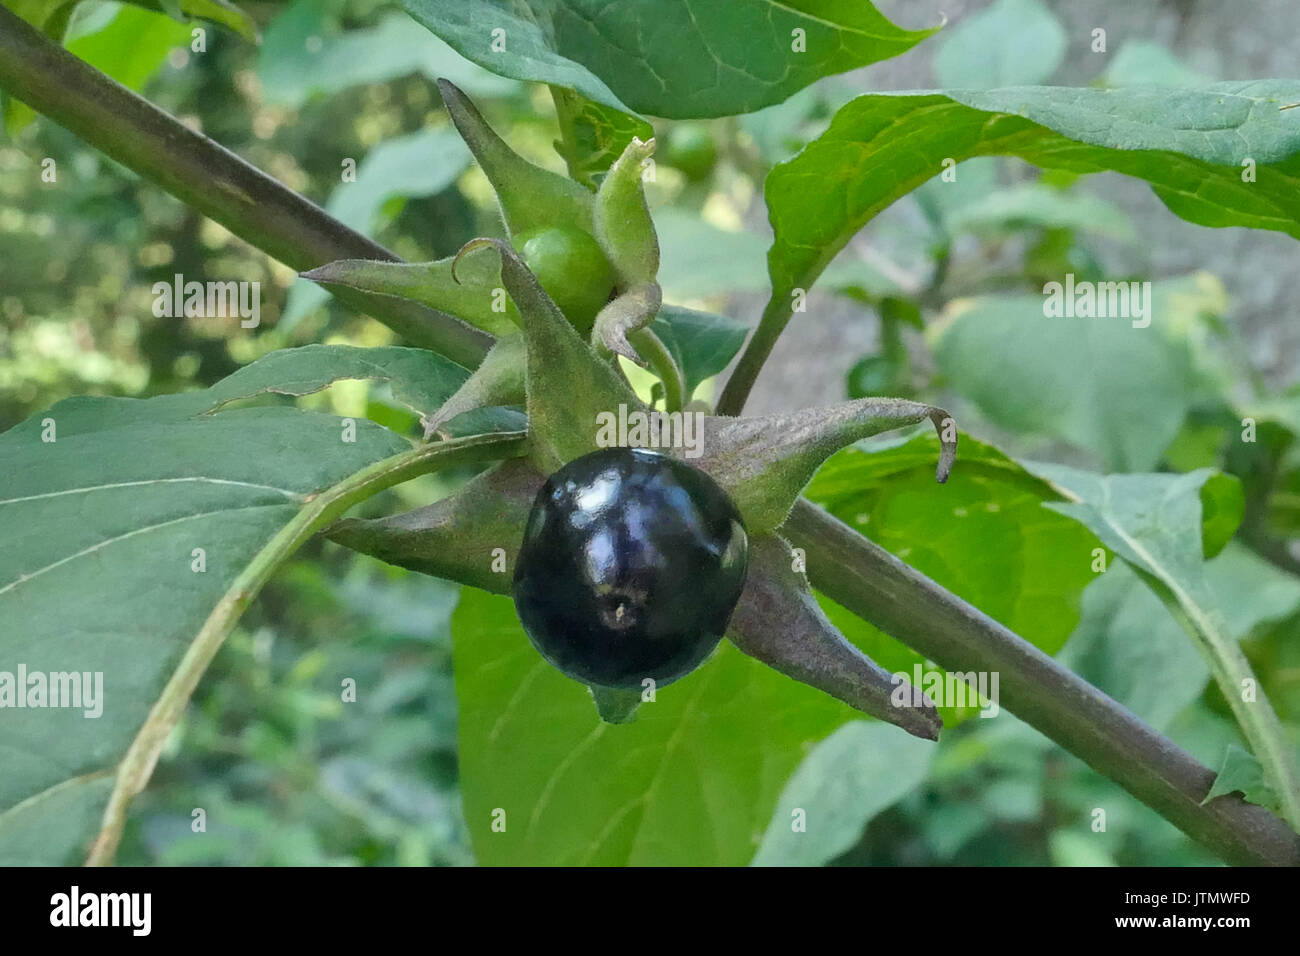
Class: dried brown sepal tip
592,281,661,364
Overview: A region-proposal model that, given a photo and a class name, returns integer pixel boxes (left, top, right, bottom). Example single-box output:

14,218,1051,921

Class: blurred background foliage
1,0,1297,865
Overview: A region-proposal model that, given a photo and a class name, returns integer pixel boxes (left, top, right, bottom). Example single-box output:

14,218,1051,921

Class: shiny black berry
512,446,748,689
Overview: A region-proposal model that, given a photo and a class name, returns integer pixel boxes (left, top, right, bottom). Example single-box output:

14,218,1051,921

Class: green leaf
125,0,257,42
1203,745,1281,813
1208,542,1300,637
650,305,748,400
0,346,504,864
451,588,862,865
1100,41,1208,89
942,183,1136,241
550,86,653,187
1063,543,1300,732
327,129,471,234
655,207,896,301
259,6,518,110
1025,462,1300,828
935,0,1065,88
929,276,1228,471
764,82,1300,342
67,4,190,84
201,344,473,423
805,433,1100,725
401,0,936,119
1060,563,1210,730
281,129,471,330
751,721,933,866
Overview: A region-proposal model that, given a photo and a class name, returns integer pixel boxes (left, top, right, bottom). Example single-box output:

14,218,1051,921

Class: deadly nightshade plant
315,82,958,733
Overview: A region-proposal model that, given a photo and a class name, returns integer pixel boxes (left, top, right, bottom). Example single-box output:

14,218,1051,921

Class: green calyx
311,81,955,731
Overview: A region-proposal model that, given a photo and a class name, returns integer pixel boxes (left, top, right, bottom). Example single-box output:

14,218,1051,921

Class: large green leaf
650,305,748,400
0,346,483,864
401,0,936,119
1061,564,1209,732
930,276,1229,471
451,588,861,865
765,82,1300,326
1061,543,1300,733
1025,463,1300,829
750,721,933,866
934,0,1065,88
804,433,1100,725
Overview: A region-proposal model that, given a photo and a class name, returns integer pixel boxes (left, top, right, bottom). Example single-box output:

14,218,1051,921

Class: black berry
513,447,748,689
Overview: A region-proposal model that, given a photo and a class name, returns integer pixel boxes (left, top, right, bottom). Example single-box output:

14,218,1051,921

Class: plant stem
628,327,686,412
85,430,527,865
0,5,492,368
717,296,790,416
783,500,1300,867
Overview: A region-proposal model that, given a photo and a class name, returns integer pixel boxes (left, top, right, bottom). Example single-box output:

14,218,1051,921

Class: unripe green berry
512,225,615,336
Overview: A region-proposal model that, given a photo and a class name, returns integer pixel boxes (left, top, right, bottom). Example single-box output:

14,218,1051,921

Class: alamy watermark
0,664,103,718
595,404,705,459
1042,273,1152,328
152,273,260,328
50,886,150,936
892,664,1000,718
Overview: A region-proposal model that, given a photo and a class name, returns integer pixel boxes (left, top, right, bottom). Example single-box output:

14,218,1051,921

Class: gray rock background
740,0,1298,416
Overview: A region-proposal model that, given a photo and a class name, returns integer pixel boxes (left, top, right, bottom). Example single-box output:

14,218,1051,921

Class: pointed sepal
423,334,525,439
692,398,957,534
301,255,516,337
728,534,942,740
593,136,659,286
589,685,642,724
439,78,594,237
592,281,661,363
325,458,541,594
